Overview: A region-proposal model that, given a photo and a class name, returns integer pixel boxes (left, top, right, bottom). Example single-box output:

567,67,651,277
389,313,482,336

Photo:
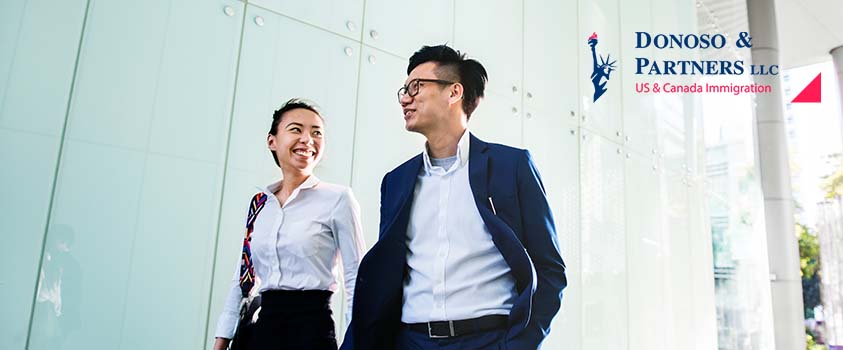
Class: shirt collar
262,175,320,204
421,129,470,175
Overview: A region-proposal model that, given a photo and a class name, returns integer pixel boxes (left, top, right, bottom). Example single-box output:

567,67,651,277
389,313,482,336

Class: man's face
267,108,324,173
399,62,452,134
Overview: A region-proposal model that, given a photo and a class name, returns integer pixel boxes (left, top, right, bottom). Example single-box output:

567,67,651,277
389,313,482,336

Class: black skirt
249,290,337,350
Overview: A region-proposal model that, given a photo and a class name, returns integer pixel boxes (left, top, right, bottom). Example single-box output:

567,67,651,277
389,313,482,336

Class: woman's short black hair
268,98,322,167
407,45,488,118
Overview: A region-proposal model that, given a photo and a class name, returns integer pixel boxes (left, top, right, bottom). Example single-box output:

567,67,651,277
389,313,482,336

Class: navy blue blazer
341,133,567,350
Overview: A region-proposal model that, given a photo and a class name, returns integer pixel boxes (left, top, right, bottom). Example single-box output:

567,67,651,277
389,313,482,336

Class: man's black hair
407,45,487,118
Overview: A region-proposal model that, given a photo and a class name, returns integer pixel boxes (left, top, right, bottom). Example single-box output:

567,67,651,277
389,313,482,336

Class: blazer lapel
468,134,490,205
469,134,535,298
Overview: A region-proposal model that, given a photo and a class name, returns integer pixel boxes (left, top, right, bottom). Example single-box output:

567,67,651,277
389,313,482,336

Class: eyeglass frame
397,78,456,100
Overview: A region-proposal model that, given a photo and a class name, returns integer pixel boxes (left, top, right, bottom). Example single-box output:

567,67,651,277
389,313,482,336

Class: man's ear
449,83,464,105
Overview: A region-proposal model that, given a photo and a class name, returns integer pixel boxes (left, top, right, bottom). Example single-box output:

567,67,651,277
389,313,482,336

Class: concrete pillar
832,46,843,151
746,1,806,349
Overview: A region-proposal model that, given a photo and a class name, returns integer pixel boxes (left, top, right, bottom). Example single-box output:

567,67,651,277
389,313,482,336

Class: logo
791,73,821,103
588,32,617,102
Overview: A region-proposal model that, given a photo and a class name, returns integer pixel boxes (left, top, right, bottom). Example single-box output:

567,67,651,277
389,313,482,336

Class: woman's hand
213,337,231,350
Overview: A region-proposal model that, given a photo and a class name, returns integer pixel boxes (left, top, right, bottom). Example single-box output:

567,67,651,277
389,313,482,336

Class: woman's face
268,108,324,174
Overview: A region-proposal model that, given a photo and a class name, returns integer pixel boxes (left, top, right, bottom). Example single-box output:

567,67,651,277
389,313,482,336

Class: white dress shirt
215,175,366,338
401,129,517,323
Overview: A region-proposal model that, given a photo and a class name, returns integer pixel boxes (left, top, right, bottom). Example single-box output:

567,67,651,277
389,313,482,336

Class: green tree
797,223,822,320
822,157,843,198
807,329,827,350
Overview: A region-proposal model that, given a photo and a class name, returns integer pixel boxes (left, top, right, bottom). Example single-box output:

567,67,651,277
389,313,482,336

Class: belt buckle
427,320,455,338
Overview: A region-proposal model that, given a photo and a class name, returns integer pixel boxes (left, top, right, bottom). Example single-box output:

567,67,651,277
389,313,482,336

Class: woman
213,98,365,350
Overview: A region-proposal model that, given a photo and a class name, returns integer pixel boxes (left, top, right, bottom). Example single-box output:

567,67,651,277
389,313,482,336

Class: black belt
260,290,332,311
402,315,509,338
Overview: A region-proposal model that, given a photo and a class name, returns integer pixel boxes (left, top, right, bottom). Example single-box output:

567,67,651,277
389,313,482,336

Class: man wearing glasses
341,44,567,350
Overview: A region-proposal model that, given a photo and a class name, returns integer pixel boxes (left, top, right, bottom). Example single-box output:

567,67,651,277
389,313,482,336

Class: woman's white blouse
215,176,366,339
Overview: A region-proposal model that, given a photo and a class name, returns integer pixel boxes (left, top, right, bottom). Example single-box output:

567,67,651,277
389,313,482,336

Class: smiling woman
267,98,325,169
212,98,365,350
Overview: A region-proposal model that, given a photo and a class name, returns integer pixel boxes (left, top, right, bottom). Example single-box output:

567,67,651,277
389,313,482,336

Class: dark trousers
250,290,337,350
394,327,508,350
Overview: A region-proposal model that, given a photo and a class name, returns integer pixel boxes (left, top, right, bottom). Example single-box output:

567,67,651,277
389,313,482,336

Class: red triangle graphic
791,73,821,103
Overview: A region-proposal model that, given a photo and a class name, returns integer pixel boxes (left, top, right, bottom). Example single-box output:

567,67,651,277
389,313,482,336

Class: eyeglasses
397,78,455,100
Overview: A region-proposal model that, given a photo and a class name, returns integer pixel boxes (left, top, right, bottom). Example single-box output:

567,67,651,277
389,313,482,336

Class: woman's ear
267,134,277,151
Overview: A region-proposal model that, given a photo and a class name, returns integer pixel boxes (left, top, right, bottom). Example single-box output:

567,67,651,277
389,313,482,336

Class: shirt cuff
214,310,239,339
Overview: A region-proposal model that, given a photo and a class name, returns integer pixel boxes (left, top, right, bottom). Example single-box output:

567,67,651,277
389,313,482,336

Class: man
342,45,566,350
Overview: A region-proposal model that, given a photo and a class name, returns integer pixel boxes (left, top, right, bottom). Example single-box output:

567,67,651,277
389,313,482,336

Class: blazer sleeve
508,150,568,350
378,172,392,238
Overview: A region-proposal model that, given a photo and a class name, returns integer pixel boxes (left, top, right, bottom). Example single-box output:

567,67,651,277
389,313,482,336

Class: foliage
806,327,827,350
822,162,843,199
797,223,822,320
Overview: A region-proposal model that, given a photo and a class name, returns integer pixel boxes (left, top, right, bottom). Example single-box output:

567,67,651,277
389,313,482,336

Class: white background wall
0,0,718,349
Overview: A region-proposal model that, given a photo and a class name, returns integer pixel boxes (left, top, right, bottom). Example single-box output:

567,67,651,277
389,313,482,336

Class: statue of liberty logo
588,32,617,102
